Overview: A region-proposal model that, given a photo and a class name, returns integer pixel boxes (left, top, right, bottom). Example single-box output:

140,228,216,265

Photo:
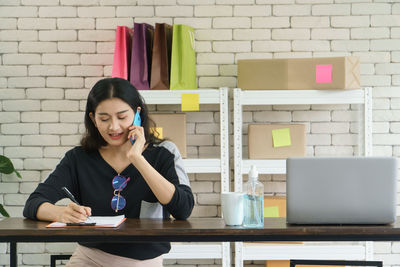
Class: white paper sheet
47,215,126,228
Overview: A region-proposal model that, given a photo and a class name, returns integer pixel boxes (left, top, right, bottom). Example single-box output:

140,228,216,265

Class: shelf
233,88,373,267
140,89,221,105
183,159,222,173
237,89,366,105
242,160,286,174
241,243,366,261
165,243,222,259
141,88,230,267
234,87,372,192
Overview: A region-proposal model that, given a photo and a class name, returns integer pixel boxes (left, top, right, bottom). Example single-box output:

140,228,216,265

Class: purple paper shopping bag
111,26,133,80
130,23,154,90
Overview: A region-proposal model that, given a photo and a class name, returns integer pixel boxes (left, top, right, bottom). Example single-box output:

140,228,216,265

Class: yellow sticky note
181,93,199,111
264,206,280,218
150,127,163,139
272,128,291,148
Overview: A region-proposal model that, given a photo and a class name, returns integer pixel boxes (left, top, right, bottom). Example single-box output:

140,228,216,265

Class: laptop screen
286,157,397,224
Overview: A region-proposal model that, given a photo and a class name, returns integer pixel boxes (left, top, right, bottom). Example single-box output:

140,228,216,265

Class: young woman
23,77,194,267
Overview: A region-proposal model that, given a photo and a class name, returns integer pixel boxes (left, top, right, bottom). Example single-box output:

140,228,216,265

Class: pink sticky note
316,64,332,83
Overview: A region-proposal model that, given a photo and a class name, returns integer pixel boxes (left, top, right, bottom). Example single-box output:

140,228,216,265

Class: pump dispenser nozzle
249,165,258,180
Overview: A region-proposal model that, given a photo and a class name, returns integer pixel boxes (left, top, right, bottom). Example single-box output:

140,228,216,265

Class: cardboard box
148,113,187,158
266,260,342,267
238,56,360,90
261,196,303,244
248,124,306,159
266,260,290,267
264,196,286,218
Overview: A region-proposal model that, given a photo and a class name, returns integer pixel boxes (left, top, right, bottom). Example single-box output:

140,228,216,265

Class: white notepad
47,215,126,228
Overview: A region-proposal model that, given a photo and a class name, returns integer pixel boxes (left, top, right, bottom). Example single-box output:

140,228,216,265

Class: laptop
286,157,397,224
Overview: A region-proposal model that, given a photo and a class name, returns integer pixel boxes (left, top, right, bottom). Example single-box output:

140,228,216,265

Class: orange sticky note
181,93,199,111
150,127,163,139
316,64,332,83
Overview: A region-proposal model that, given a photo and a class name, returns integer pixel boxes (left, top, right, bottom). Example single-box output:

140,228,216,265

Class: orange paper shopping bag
150,23,173,89
112,26,133,80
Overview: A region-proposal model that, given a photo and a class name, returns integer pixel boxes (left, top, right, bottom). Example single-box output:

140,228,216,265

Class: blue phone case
130,109,141,145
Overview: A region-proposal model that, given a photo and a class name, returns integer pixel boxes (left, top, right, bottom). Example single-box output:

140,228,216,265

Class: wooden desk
1,217,400,267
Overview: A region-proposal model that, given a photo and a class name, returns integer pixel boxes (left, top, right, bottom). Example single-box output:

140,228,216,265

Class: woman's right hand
57,203,92,223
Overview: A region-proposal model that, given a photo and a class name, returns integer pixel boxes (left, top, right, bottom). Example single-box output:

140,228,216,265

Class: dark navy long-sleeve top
23,141,194,260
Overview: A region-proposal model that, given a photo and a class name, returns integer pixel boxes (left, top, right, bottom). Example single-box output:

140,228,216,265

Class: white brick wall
1,1,400,267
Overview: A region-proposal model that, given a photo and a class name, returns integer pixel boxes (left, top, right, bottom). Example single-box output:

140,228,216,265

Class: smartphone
130,107,141,145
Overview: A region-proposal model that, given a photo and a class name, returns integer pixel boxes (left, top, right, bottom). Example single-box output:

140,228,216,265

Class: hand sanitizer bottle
243,165,264,228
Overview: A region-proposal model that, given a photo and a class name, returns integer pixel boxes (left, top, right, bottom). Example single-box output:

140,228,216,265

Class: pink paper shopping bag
112,26,133,80
130,23,154,90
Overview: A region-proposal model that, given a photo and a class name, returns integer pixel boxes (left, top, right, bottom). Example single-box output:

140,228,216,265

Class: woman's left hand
127,125,146,163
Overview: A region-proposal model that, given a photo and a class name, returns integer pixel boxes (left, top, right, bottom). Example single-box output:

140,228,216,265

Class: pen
61,187,79,205
61,187,92,222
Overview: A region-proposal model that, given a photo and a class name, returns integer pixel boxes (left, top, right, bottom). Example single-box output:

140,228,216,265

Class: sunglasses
111,175,130,212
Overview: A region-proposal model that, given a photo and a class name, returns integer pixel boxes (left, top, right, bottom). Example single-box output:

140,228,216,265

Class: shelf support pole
233,88,243,193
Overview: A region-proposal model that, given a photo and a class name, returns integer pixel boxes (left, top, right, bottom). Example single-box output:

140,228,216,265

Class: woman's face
90,98,136,147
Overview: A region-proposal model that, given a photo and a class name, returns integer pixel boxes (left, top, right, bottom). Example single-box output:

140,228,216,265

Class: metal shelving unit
233,88,373,267
141,88,230,266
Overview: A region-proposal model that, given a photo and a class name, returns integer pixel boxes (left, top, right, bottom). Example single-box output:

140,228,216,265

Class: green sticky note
264,206,280,217
181,93,199,111
272,128,291,148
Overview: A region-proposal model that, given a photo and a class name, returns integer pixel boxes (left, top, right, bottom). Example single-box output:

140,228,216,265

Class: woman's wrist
129,154,145,165
37,202,66,222
55,206,67,222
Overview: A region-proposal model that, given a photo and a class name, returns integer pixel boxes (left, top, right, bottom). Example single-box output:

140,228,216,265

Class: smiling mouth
109,133,123,139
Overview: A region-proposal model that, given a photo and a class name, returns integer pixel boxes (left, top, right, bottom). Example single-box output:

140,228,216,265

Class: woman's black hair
80,77,161,152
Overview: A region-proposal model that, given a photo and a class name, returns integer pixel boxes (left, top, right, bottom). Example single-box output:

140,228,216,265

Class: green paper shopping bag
170,24,197,90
